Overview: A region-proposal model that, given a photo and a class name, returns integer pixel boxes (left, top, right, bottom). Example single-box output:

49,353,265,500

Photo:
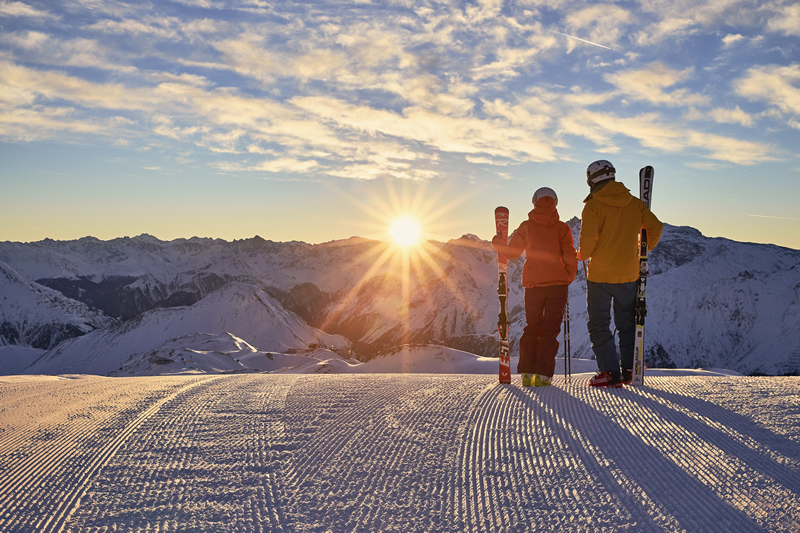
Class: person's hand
491,234,505,251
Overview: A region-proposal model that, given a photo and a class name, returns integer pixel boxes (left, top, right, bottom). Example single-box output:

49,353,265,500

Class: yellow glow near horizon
389,216,422,247
318,180,487,348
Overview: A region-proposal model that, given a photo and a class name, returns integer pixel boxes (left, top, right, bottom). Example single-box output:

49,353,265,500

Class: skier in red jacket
492,187,578,387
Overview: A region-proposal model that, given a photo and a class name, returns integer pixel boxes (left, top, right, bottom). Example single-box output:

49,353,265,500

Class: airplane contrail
749,214,800,221
552,31,612,50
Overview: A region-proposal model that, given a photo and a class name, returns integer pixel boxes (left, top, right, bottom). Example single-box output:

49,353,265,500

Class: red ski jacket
493,197,578,288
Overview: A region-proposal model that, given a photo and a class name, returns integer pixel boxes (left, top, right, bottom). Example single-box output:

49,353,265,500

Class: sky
0,0,799,249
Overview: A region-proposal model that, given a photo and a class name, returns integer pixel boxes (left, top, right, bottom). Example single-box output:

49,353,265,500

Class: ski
563,298,571,383
495,206,511,384
632,166,654,386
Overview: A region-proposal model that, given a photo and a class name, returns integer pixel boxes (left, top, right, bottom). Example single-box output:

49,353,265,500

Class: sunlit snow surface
1,372,799,532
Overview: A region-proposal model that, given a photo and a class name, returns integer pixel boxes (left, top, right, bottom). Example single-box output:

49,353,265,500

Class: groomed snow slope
1,374,798,532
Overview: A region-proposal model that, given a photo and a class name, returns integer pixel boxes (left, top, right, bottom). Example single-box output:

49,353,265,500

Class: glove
491,234,505,251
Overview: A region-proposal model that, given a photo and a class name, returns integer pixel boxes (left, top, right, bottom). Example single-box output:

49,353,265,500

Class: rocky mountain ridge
1,222,798,375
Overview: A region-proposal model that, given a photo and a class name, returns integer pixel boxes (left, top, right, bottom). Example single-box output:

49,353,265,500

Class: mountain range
1,220,798,376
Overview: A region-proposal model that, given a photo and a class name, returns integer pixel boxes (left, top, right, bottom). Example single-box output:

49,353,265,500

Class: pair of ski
494,166,654,386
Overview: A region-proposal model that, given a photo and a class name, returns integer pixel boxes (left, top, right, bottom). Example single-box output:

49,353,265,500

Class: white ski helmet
586,160,616,187
532,187,558,206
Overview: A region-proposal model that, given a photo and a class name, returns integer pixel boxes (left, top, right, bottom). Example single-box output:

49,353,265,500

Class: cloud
0,1,58,18
465,154,516,166
766,3,800,36
685,130,776,164
605,62,710,107
87,18,180,39
0,58,437,176
563,4,634,50
708,106,754,127
483,97,552,130
735,65,800,116
0,106,105,141
291,95,560,163
722,33,746,47
633,17,696,46
685,161,725,171
170,0,225,8
0,61,154,111
2,31,135,72
632,0,758,45
255,158,319,174
0,0,791,183
470,23,561,80
212,33,351,86
564,109,775,165
1,30,49,49
211,28,479,118
464,0,503,24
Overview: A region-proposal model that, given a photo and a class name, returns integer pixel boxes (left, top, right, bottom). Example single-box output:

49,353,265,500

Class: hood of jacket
583,180,633,208
528,196,559,226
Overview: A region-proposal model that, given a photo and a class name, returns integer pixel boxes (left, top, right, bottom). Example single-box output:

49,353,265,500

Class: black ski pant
518,284,568,377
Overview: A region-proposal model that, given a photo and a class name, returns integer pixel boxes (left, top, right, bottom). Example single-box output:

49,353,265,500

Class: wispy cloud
766,3,800,37
634,17,697,47
87,18,180,39
632,0,757,46
708,106,754,127
1,31,135,72
735,65,800,118
605,62,709,107
0,1,58,19
0,0,793,181
563,4,633,50
562,109,775,165
0,106,106,141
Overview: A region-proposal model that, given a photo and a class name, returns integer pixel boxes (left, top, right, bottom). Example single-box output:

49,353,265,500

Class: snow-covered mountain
24,282,350,376
1,222,798,376
0,259,114,350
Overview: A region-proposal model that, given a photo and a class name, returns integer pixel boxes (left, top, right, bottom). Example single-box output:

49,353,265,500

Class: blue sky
1,0,799,248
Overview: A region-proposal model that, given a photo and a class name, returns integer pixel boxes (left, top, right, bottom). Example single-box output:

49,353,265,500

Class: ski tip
495,206,509,214
639,166,654,178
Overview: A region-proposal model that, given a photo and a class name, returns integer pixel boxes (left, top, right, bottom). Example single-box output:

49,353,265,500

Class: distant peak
132,233,162,243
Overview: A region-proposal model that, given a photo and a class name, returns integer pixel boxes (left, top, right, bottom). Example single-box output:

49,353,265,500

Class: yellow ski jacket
578,180,663,284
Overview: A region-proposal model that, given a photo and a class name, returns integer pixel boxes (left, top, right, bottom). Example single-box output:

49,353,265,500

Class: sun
389,216,422,247
319,180,483,346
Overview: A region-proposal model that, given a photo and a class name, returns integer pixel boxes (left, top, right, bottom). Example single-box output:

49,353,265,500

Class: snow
0,345,44,375
22,283,352,376
1,230,798,530
2,226,799,375
1,367,798,532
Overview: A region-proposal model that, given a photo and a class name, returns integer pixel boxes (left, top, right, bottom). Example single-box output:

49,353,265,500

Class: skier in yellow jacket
578,160,663,387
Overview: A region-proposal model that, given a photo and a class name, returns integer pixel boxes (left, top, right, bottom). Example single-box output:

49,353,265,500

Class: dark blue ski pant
586,281,637,374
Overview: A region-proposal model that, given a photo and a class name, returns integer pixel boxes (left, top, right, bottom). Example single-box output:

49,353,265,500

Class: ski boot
589,371,623,388
621,369,633,385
